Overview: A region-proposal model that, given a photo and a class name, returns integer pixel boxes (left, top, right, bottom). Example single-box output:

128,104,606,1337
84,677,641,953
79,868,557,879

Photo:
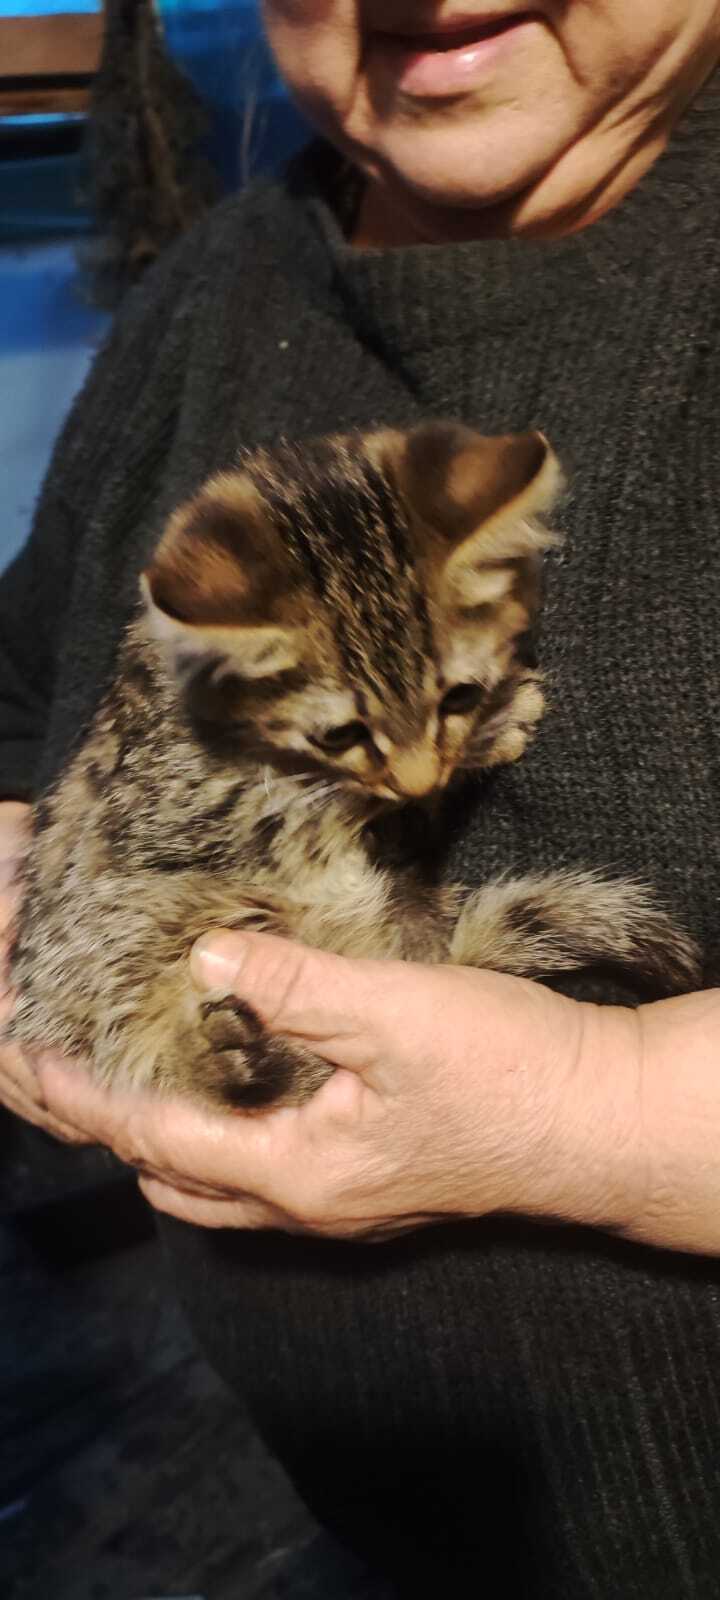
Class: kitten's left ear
384,421,563,607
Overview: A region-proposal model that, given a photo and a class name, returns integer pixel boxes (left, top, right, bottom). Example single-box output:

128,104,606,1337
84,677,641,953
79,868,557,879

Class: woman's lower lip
375,17,536,98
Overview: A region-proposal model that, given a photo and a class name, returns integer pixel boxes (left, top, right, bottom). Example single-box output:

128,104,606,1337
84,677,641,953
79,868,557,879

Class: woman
3,2,720,1590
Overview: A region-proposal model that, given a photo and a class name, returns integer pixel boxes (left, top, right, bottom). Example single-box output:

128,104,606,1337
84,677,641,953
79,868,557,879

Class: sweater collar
293,68,720,363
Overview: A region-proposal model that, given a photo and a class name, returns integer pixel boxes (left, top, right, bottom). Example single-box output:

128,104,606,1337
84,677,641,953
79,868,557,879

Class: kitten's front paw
192,994,331,1110
482,671,546,769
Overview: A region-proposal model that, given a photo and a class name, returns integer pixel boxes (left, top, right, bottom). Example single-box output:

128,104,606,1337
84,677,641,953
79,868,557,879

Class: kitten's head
142,423,562,802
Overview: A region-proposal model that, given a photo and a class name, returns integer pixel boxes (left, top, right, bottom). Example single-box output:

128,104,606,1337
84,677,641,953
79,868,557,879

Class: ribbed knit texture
4,79,720,1597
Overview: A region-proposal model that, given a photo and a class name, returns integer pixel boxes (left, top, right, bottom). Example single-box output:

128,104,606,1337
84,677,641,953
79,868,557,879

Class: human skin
3,800,720,1255
261,1,720,241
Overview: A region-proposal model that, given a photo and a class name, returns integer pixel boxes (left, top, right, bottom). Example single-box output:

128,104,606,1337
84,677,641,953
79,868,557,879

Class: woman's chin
371,112,563,201
355,121,561,242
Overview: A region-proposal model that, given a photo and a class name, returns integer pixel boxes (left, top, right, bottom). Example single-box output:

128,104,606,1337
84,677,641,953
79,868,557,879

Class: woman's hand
11,882,720,1254
0,799,92,1145
34,929,650,1241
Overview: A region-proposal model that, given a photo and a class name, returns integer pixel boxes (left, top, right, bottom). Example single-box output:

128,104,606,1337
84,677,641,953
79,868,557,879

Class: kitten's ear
141,473,300,682
140,577,298,682
389,422,563,607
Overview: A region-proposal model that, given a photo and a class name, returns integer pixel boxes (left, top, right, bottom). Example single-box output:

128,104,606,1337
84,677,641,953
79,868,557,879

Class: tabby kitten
7,423,699,1109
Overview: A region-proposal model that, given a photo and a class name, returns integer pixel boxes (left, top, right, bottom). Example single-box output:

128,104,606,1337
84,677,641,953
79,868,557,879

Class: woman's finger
0,1081,90,1145
37,1055,304,1197
190,930,407,1071
0,1026,94,1143
131,1157,254,1201
0,1074,93,1143
137,1175,290,1230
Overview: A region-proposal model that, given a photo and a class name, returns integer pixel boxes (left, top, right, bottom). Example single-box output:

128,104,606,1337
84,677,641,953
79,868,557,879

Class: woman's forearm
509,984,720,1256
514,998,648,1238
539,983,720,1255
627,989,720,1253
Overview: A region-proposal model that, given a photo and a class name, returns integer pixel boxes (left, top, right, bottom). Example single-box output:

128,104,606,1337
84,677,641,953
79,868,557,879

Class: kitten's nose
386,745,442,798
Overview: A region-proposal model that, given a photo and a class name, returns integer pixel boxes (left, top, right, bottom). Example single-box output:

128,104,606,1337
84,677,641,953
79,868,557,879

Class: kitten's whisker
288,780,330,810
290,779,347,815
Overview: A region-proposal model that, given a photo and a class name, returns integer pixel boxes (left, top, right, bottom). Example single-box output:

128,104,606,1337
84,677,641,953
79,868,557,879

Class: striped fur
6,425,701,1108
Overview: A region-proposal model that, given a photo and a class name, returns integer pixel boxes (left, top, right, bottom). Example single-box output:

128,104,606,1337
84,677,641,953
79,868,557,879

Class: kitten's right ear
398,422,562,547
140,577,298,685
381,421,563,608
141,473,301,683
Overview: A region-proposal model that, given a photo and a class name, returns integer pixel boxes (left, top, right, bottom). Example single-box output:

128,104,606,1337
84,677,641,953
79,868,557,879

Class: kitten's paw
481,672,546,769
193,994,332,1111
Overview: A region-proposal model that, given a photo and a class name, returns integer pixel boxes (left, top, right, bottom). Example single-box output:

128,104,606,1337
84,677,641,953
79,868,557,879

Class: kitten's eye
440,683,485,717
313,720,370,755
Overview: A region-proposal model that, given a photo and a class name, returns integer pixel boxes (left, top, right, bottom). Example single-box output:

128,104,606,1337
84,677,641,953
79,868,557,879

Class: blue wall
0,242,109,573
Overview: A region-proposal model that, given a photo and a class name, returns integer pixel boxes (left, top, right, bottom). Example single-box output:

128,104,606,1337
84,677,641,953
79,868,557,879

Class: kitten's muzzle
377,746,447,801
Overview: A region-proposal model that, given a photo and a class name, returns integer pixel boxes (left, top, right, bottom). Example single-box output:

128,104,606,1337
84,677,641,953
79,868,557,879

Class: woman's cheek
260,1,362,126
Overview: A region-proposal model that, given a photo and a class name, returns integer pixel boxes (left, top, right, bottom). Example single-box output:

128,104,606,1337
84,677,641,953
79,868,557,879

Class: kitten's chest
238,778,376,892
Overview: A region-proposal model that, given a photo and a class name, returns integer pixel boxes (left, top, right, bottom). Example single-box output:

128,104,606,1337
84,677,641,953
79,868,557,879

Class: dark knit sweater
4,84,720,1598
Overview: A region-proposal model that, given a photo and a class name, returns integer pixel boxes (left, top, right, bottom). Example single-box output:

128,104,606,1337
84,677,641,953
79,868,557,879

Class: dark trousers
161,1215,720,1598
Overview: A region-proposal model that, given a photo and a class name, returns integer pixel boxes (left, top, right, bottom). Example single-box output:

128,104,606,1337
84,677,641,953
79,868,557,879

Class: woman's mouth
372,12,540,98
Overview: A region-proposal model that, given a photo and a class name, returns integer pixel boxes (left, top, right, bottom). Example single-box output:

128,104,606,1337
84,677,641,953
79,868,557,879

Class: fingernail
191,932,246,990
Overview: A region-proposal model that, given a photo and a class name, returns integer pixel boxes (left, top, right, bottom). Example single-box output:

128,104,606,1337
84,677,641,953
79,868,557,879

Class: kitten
6,423,700,1109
